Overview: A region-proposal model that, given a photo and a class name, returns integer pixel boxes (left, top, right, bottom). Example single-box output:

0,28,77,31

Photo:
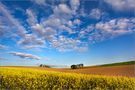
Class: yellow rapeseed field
0,67,135,90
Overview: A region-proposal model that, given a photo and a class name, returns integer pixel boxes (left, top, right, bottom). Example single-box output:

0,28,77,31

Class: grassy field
0,67,135,90
93,60,135,67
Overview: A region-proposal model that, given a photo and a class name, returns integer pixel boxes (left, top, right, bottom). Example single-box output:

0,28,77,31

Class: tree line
71,64,83,69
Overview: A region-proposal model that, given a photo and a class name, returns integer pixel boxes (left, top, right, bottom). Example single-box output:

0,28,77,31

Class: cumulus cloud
9,52,41,60
89,18,135,42
95,18,135,35
78,17,135,44
43,27,57,41
58,4,72,14
32,24,44,36
89,8,102,20
104,0,135,12
32,25,56,42
73,19,81,25
43,17,61,28
53,3,72,21
51,35,88,52
67,20,73,27
53,4,72,16
59,25,73,34
18,34,45,49
70,0,80,14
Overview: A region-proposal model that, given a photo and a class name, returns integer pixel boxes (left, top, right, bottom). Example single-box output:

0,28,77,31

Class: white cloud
0,26,6,37
89,8,102,20
51,35,88,52
88,18,135,42
67,20,73,27
26,9,38,26
73,19,81,25
53,4,72,15
43,17,61,28
0,16,15,38
32,24,44,36
59,25,73,34
79,25,94,38
1,1,134,53
18,34,45,49
0,44,7,49
104,0,135,11
70,0,80,14
0,3,27,37
95,18,134,35
59,4,71,14
43,27,56,41
10,52,41,60
53,4,72,20
58,4,72,14
33,0,46,5
32,24,56,41
78,18,135,44
32,24,57,46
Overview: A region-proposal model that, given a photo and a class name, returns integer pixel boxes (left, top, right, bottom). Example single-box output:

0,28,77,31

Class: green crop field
85,61,135,68
97,61,135,67
0,67,135,90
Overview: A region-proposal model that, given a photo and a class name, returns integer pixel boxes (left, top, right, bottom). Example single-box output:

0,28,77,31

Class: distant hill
93,60,135,67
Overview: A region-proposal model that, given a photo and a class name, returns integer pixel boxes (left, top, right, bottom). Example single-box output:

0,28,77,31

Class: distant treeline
71,64,83,69
39,64,51,68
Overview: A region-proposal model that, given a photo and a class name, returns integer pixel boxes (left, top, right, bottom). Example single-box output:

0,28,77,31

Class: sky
0,0,135,67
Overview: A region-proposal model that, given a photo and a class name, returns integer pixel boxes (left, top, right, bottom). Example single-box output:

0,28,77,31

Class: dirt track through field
21,64,135,77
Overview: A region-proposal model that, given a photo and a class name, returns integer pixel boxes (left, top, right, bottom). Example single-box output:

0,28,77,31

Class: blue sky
0,0,135,67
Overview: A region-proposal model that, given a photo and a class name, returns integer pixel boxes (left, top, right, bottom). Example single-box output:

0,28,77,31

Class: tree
71,64,84,69
40,64,43,67
71,65,77,69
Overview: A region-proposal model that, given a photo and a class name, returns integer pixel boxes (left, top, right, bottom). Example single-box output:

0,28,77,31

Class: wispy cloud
0,57,6,60
9,52,41,60
26,8,37,26
0,44,8,49
0,2,26,38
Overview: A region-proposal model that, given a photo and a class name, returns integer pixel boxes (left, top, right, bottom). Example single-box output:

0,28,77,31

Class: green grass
98,60,135,67
85,60,135,68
